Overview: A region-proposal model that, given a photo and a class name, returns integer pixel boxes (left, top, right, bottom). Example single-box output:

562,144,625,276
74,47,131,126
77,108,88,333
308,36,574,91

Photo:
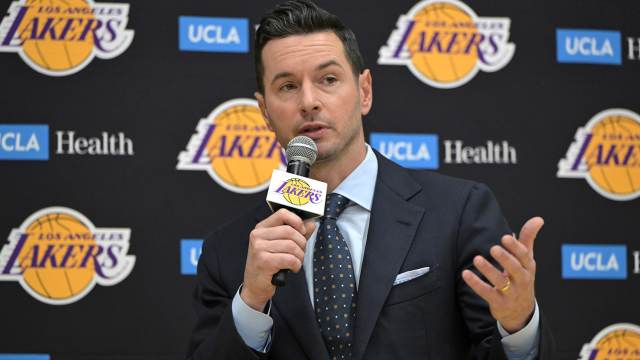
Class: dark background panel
0,0,638,359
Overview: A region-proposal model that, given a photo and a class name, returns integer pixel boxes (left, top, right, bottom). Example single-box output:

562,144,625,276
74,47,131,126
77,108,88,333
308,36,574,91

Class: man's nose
299,81,321,117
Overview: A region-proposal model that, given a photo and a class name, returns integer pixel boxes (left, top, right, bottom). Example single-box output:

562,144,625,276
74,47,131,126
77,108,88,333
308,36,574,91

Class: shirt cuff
497,301,540,360
231,285,274,353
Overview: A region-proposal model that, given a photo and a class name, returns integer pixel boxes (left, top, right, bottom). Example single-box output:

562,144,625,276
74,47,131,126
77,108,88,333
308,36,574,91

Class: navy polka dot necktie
313,193,357,360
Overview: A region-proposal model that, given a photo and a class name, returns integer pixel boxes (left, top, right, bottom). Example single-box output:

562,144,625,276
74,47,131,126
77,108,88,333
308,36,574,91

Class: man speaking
186,1,553,359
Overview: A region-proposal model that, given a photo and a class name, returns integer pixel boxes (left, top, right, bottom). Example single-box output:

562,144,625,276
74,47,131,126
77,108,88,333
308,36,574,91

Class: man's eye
280,83,297,92
324,76,338,85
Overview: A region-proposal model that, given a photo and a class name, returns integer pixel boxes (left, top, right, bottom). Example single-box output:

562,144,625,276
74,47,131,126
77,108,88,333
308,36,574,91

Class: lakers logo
558,109,640,201
378,0,515,89
177,98,286,194
0,0,134,76
579,323,640,360
0,207,135,305
274,178,322,206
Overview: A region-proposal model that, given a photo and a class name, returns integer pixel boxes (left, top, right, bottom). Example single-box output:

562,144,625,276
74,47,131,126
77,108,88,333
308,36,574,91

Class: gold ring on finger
497,278,511,293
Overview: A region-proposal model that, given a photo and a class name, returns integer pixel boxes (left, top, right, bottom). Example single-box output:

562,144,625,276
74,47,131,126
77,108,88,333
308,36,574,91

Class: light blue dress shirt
231,144,540,359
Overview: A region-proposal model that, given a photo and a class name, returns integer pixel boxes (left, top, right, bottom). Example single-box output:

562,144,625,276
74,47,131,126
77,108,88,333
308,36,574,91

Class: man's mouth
299,124,328,139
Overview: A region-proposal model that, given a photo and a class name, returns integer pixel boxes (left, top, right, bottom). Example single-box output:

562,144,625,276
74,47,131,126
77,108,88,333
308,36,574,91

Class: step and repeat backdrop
1,0,638,359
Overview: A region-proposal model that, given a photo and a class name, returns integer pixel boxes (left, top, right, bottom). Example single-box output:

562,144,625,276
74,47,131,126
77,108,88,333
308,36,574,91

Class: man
187,1,554,359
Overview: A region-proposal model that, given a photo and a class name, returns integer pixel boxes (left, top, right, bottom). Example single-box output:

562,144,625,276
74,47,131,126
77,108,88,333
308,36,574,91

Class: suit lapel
254,204,329,360
272,270,330,360
352,152,426,360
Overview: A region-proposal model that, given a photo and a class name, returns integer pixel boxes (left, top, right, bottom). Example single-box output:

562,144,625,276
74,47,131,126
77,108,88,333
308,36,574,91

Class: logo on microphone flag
266,169,326,218
177,98,286,194
275,178,323,206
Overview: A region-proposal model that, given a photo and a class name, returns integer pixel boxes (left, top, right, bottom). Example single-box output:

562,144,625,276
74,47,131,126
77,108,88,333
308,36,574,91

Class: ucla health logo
370,133,439,169
558,109,640,201
1,125,134,159
177,98,285,193
179,16,248,53
562,244,627,280
0,0,134,76
0,124,48,160
378,0,515,89
0,207,135,305
556,29,622,65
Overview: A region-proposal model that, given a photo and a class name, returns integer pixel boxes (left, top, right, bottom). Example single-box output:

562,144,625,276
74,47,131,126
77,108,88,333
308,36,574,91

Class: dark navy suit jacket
186,152,554,360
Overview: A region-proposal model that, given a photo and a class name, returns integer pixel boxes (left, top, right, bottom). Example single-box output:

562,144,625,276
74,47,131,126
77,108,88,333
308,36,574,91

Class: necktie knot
324,193,349,219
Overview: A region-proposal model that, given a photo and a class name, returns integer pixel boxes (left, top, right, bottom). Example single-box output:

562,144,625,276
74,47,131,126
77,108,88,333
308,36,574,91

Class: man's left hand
462,217,544,333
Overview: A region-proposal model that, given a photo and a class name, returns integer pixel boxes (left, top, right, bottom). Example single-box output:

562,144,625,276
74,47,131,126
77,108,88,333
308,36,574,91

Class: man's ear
254,91,273,131
359,69,373,116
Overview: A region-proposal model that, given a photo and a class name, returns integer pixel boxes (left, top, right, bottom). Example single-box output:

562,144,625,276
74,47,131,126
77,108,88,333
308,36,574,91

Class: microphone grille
286,136,318,165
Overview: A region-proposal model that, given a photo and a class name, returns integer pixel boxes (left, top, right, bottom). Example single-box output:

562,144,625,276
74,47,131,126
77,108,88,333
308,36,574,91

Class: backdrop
1,0,638,359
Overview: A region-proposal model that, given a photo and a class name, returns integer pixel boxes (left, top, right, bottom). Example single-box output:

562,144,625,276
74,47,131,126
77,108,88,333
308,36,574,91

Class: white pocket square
393,266,430,286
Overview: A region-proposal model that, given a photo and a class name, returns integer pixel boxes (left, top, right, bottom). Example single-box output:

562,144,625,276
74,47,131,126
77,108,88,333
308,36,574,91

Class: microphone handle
271,206,307,286
286,159,310,177
271,160,311,287
271,269,289,287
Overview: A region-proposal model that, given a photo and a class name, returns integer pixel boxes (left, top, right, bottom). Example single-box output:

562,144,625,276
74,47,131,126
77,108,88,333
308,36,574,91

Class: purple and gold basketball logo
579,323,640,359
0,0,134,76
558,108,640,201
0,207,135,305
177,98,286,194
378,0,515,89
274,178,323,206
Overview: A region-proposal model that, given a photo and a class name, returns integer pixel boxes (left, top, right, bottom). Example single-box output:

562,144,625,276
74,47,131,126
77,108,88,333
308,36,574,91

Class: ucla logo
178,16,249,53
180,239,203,275
579,323,640,359
0,124,49,160
275,178,322,206
370,132,439,169
378,0,515,89
177,98,286,194
0,0,134,76
558,109,640,201
561,244,627,280
0,207,135,305
556,29,622,65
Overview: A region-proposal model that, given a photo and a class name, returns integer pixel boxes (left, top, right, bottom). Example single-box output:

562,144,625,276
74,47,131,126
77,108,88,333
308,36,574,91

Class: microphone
284,135,317,180
268,135,323,287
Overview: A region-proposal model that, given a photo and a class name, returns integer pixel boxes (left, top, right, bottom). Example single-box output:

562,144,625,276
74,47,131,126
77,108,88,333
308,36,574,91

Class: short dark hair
254,0,365,94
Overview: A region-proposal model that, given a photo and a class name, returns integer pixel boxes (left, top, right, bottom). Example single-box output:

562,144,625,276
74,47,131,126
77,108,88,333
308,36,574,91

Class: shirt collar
332,144,378,211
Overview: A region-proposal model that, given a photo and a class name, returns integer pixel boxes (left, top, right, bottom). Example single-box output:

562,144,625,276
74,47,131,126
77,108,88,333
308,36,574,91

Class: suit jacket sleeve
186,231,267,360
455,183,555,359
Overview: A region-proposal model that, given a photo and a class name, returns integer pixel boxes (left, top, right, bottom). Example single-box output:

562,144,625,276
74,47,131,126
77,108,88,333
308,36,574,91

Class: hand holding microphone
240,136,327,311
241,208,316,311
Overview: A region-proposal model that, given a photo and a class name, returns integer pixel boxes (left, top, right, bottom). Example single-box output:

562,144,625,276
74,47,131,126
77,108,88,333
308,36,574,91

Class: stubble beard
315,121,363,165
